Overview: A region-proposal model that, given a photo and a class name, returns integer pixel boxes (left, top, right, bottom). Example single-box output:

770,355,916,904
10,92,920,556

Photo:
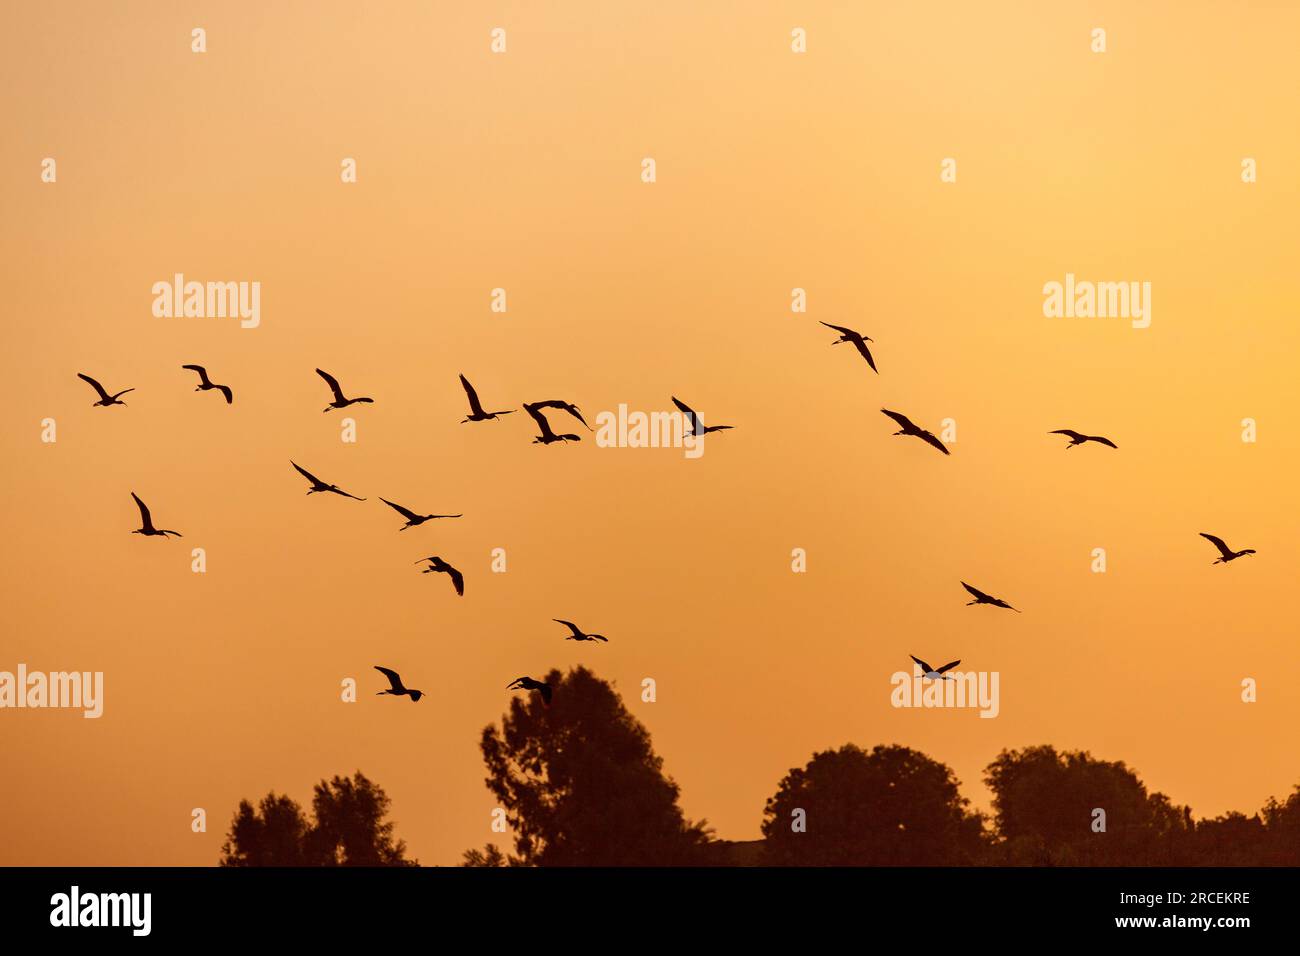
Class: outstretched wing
671,396,703,434
851,338,878,372
181,364,212,386
819,321,855,336
374,666,404,692
961,581,992,602
880,408,915,430
523,403,557,439
918,429,951,455
379,497,421,521
447,565,465,596
130,492,154,531
553,619,582,637
1199,533,1233,559
1091,436,1118,449
936,660,961,674
459,374,486,415
909,654,933,673
315,368,345,401
216,384,233,404
78,372,111,401
1049,429,1085,441
539,684,553,704
290,460,323,486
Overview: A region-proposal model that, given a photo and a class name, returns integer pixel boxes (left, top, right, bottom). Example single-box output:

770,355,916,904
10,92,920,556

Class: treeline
221,667,1300,866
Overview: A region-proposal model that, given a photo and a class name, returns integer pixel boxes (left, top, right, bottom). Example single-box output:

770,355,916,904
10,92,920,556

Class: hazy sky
2,1,1298,865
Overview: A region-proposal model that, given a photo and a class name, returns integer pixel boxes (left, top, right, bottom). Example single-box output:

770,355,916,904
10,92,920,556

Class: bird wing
851,338,878,372
539,684,553,704
506,677,528,689
459,374,486,415
671,396,702,433
909,654,933,673
130,492,155,531
819,321,855,336
78,373,111,401
918,429,951,455
217,384,233,404
1092,436,1118,448
563,405,591,429
1199,533,1233,558
1049,429,1085,440
553,619,582,637
961,582,992,602
290,460,323,486
181,364,211,385
936,660,961,674
447,566,465,596
880,408,915,430
315,368,345,401
523,403,557,438
379,497,421,521
374,666,404,692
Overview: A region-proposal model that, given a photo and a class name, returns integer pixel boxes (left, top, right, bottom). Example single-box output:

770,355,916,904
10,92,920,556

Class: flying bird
910,655,961,681
316,368,374,412
415,556,465,596
530,399,592,431
880,408,949,455
961,581,1019,612
506,676,553,705
523,402,581,444
820,322,877,373
130,492,182,538
379,497,461,530
374,666,423,702
672,396,734,436
459,375,515,423
1199,533,1256,565
1049,429,1117,449
554,619,608,643
181,365,233,404
78,373,134,407
290,461,366,500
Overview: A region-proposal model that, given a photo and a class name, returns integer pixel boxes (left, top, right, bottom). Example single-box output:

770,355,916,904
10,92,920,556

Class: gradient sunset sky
3,1,1299,865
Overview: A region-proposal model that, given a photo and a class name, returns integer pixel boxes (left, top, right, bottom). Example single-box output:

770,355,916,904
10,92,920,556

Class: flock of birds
84,325,1256,704
80,364,714,709
807,320,1255,678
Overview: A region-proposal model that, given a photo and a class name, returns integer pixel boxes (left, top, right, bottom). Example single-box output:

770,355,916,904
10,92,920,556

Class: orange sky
2,1,1298,865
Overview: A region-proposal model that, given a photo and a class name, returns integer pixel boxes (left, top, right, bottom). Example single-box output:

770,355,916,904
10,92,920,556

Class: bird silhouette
316,368,374,412
554,619,608,642
820,322,877,373
1049,429,1117,449
881,409,949,455
379,497,461,530
78,373,134,407
1200,533,1256,565
507,676,553,705
910,655,961,680
130,492,182,538
459,375,515,423
672,396,734,436
415,556,465,596
290,461,366,500
523,402,581,444
181,365,233,404
530,400,592,431
374,666,423,702
961,581,1019,612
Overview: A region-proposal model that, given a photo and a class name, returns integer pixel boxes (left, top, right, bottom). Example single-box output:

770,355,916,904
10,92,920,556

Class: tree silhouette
461,843,508,867
219,793,314,867
984,745,1189,865
219,771,414,866
477,666,711,865
760,744,986,865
